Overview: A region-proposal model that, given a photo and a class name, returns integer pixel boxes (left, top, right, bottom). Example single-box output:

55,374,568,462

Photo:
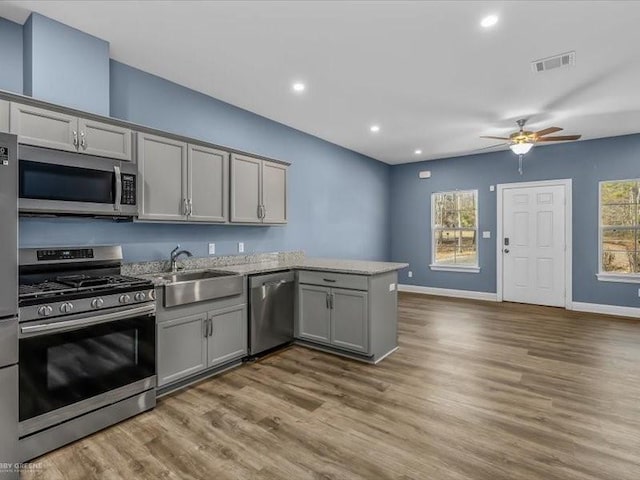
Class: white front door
502,184,566,307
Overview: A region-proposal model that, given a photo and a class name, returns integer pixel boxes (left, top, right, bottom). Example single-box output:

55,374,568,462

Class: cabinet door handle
330,293,334,309
203,319,208,338
326,292,330,309
183,198,189,216
80,131,87,150
323,278,337,283
208,319,213,337
73,131,78,148
262,205,266,219
188,198,193,216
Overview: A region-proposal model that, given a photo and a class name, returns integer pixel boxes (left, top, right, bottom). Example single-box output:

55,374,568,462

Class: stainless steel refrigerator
0,133,18,480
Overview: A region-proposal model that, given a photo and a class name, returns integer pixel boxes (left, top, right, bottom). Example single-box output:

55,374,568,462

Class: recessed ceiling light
480,14,499,28
414,149,422,155
370,125,380,133
292,82,305,93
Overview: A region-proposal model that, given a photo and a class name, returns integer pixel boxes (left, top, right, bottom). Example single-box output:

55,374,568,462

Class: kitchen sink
156,270,244,307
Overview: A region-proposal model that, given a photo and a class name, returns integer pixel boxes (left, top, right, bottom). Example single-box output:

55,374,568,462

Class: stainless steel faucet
170,244,193,272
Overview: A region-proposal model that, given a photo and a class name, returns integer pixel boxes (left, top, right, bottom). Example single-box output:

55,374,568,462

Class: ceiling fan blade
537,135,582,142
475,142,508,151
535,127,563,137
480,136,510,140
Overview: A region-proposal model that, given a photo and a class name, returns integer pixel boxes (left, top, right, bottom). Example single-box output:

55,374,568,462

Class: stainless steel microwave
18,145,137,217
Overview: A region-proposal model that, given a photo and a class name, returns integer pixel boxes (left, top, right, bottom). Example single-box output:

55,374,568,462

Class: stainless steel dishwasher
249,271,295,356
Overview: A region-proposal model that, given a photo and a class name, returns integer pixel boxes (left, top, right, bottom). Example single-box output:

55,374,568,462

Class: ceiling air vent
531,51,575,73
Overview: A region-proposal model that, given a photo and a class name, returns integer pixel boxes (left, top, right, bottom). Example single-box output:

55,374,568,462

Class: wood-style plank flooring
24,293,640,479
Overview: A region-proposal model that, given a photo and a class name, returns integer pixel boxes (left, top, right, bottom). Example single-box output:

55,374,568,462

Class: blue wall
0,17,22,94
18,58,391,262
22,13,110,115
390,134,640,307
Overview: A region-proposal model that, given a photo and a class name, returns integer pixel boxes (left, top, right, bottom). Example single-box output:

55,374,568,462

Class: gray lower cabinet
297,283,369,354
296,270,398,361
9,103,133,160
330,288,369,353
0,100,9,133
156,290,248,388
297,284,332,344
157,313,208,386
207,305,247,368
230,153,288,224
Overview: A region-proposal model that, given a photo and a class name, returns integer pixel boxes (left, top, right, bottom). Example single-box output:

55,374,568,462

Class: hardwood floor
24,293,640,480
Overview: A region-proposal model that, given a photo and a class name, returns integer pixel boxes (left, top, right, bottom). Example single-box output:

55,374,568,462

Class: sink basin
157,270,244,307
157,270,236,283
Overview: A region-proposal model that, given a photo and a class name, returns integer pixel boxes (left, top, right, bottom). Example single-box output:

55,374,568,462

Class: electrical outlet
490,185,495,192
238,242,244,253
408,271,413,278
482,231,491,239
208,243,216,255
389,283,396,292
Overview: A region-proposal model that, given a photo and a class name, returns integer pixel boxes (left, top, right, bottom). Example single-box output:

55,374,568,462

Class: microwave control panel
121,174,136,205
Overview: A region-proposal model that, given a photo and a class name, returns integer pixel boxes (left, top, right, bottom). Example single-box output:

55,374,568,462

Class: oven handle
20,304,155,337
114,165,122,211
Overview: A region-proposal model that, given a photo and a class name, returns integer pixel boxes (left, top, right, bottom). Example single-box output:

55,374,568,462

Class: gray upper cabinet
297,284,332,344
330,288,369,353
10,103,78,152
230,153,262,223
77,117,132,161
207,305,247,368
231,153,288,225
157,313,208,387
137,132,188,222
10,103,132,160
0,100,9,132
188,144,229,223
262,161,287,224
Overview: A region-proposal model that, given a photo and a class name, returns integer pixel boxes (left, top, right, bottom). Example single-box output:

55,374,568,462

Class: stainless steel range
17,246,156,461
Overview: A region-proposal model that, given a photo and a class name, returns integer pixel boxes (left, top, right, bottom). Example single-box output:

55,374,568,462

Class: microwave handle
114,165,122,211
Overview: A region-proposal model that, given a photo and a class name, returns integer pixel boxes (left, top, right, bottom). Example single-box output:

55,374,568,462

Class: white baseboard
398,284,498,302
571,302,640,319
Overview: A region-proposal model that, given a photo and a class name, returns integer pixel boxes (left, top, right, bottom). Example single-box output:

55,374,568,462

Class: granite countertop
124,251,408,285
215,258,409,276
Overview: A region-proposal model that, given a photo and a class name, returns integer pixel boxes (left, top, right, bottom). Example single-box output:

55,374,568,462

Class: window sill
596,273,640,284
429,264,480,273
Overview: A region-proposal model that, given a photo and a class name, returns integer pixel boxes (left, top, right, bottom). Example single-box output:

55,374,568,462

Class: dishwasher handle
262,279,292,288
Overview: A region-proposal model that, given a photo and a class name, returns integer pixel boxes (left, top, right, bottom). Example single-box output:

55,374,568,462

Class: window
430,190,479,272
599,180,640,281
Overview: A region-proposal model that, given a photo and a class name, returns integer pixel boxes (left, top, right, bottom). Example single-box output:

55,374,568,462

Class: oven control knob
148,289,156,301
91,298,104,309
60,302,74,314
38,305,53,317
119,294,131,304
134,292,146,302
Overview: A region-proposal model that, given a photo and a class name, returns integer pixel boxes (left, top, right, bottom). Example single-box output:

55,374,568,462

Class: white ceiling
2,0,640,164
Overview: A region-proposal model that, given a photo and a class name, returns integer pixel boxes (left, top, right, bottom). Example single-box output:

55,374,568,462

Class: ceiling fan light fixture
509,142,534,155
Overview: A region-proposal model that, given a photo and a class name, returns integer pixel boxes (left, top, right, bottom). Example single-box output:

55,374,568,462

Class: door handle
504,249,510,253
114,166,122,212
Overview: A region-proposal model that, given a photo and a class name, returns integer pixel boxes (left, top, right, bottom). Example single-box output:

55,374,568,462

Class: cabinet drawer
297,270,368,291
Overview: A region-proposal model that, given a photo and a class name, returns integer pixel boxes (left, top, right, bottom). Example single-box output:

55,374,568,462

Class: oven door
18,304,155,437
18,145,137,217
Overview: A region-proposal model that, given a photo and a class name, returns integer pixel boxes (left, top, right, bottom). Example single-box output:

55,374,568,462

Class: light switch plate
238,242,244,253
208,243,216,255
482,231,491,239
408,271,413,278
389,283,396,292
490,185,495,192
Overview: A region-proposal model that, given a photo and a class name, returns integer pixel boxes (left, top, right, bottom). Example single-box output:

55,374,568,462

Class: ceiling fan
480,119,582,174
